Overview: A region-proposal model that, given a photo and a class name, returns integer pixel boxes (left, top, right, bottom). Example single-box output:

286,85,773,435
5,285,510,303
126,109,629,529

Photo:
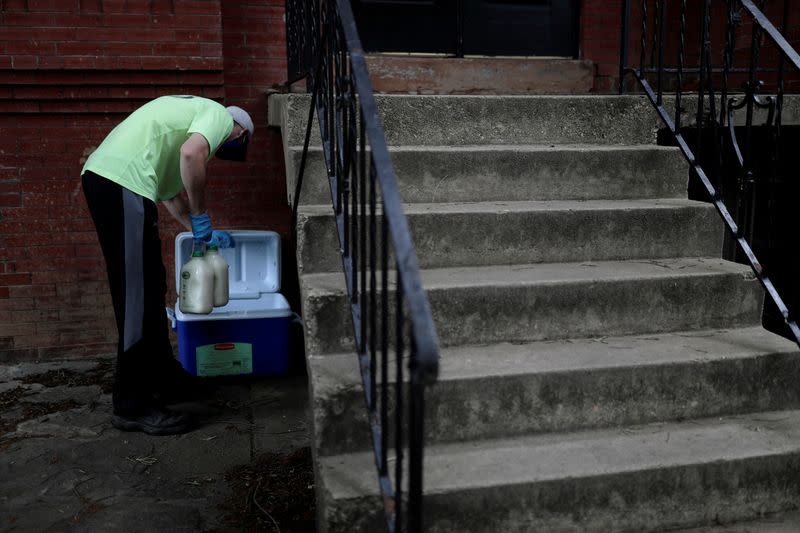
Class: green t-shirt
82,95,233,202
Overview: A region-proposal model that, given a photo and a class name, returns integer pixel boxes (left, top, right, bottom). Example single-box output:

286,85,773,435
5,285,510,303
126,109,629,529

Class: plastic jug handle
165,307,176,330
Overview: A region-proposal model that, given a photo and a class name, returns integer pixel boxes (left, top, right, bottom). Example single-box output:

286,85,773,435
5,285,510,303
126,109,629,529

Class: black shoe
111,406,195,435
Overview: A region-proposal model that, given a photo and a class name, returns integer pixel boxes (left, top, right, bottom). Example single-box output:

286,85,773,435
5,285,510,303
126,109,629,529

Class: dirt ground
0,358,314,532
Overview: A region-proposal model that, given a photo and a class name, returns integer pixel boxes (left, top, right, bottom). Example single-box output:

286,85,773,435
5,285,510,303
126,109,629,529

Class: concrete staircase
268,94,800,532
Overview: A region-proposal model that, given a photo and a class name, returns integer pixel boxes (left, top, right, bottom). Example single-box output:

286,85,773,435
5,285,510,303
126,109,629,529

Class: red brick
103,13,151,26
35,318,93,333
59,330,113,345
11,55,39,69
13,333,59,348
78,293,113,306
33,295,79,310
26,0,73,10
56,281,106,297
3,41,57,56
174,0,222,15
201,43,223,57
31,271,79,284
151,42,206,56
0,322,35,336
174,29,222,42
67,232,100,245
99,0,128,12
150,13,221,28
0,193,21,207
63,307,114,322
0,0,28,10
8,284,55,298
81,342,117,357
0,287,8,299
1,27,77,41
1,13,56,26
0,273,32,286
0,299,35,313
0,347,39,362
92,56,144,70
11,309,60,323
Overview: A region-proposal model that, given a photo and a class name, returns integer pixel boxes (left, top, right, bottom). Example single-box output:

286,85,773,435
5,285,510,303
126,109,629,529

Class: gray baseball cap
226,105,254,137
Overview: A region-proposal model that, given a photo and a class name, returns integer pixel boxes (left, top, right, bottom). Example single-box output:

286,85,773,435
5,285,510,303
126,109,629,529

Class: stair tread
319,408,800,499
303,257,754,293
310,327,799,393
288,143,682,152
298,197,715,216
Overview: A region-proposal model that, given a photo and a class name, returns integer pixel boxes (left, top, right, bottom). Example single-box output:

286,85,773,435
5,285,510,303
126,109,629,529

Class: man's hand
208,230,235,249
189,213,235,249
190,212,213,242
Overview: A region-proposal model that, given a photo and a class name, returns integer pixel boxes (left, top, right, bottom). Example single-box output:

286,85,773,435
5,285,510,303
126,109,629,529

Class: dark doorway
352,0,579,57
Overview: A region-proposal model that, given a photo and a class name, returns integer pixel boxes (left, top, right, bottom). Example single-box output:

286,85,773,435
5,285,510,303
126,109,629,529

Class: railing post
675,0,686,133
288,1,442,531
619,0,631,94
655,0,665,105
407,340,425,533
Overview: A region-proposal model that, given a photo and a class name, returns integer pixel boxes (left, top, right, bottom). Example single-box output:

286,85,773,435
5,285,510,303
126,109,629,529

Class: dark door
463,1,578,56
353,0,579,57
353,1,458,55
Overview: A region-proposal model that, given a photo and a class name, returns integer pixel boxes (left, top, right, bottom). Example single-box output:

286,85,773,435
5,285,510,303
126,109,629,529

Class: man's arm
180,132,210,215
162,194,192,231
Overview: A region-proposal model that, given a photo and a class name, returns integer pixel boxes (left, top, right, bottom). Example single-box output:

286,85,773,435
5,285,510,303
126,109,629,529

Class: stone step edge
318,407,800,500
297,197,716,217
301,257,756,295
308,326,799,395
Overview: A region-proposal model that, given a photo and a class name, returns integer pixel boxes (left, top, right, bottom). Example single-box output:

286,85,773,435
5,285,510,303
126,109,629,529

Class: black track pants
81,171,180,413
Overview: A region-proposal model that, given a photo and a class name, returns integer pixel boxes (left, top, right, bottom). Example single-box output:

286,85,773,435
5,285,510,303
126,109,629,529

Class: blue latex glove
208,230,235,249
189,212,212,242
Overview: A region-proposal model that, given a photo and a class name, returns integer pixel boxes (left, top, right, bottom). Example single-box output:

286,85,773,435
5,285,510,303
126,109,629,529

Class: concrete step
317,409,800,533
301,257,763,355
296,198,723,273
286,144,690,206
269,94,664,147
309,327,800,456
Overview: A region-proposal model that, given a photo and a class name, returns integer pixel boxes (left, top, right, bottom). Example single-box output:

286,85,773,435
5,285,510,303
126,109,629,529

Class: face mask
215,133,249,161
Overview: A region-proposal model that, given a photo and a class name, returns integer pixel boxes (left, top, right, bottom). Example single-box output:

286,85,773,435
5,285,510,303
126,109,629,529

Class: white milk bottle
205,244,229,307
179,245,214,314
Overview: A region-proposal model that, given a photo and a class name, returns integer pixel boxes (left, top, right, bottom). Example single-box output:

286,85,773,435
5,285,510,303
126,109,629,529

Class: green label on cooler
195,342,253,376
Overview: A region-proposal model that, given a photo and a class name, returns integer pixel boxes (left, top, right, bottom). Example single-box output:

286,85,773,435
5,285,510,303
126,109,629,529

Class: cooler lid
175,230,282,299
174,293,291,322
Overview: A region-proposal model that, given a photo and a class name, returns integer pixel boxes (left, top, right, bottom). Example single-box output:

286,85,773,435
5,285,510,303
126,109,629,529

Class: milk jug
205,244,230,307
179,245,214,314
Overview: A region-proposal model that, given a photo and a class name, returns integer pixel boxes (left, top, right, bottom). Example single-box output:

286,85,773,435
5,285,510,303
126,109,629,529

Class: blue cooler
169,230,291,377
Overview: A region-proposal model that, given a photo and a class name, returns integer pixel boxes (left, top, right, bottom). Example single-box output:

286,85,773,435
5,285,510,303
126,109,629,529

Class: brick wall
0,0,289,362
579,0,623,92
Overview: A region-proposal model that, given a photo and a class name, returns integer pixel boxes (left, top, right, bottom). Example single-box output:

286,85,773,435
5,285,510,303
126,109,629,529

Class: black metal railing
285,0,440,531
620,0,800,344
